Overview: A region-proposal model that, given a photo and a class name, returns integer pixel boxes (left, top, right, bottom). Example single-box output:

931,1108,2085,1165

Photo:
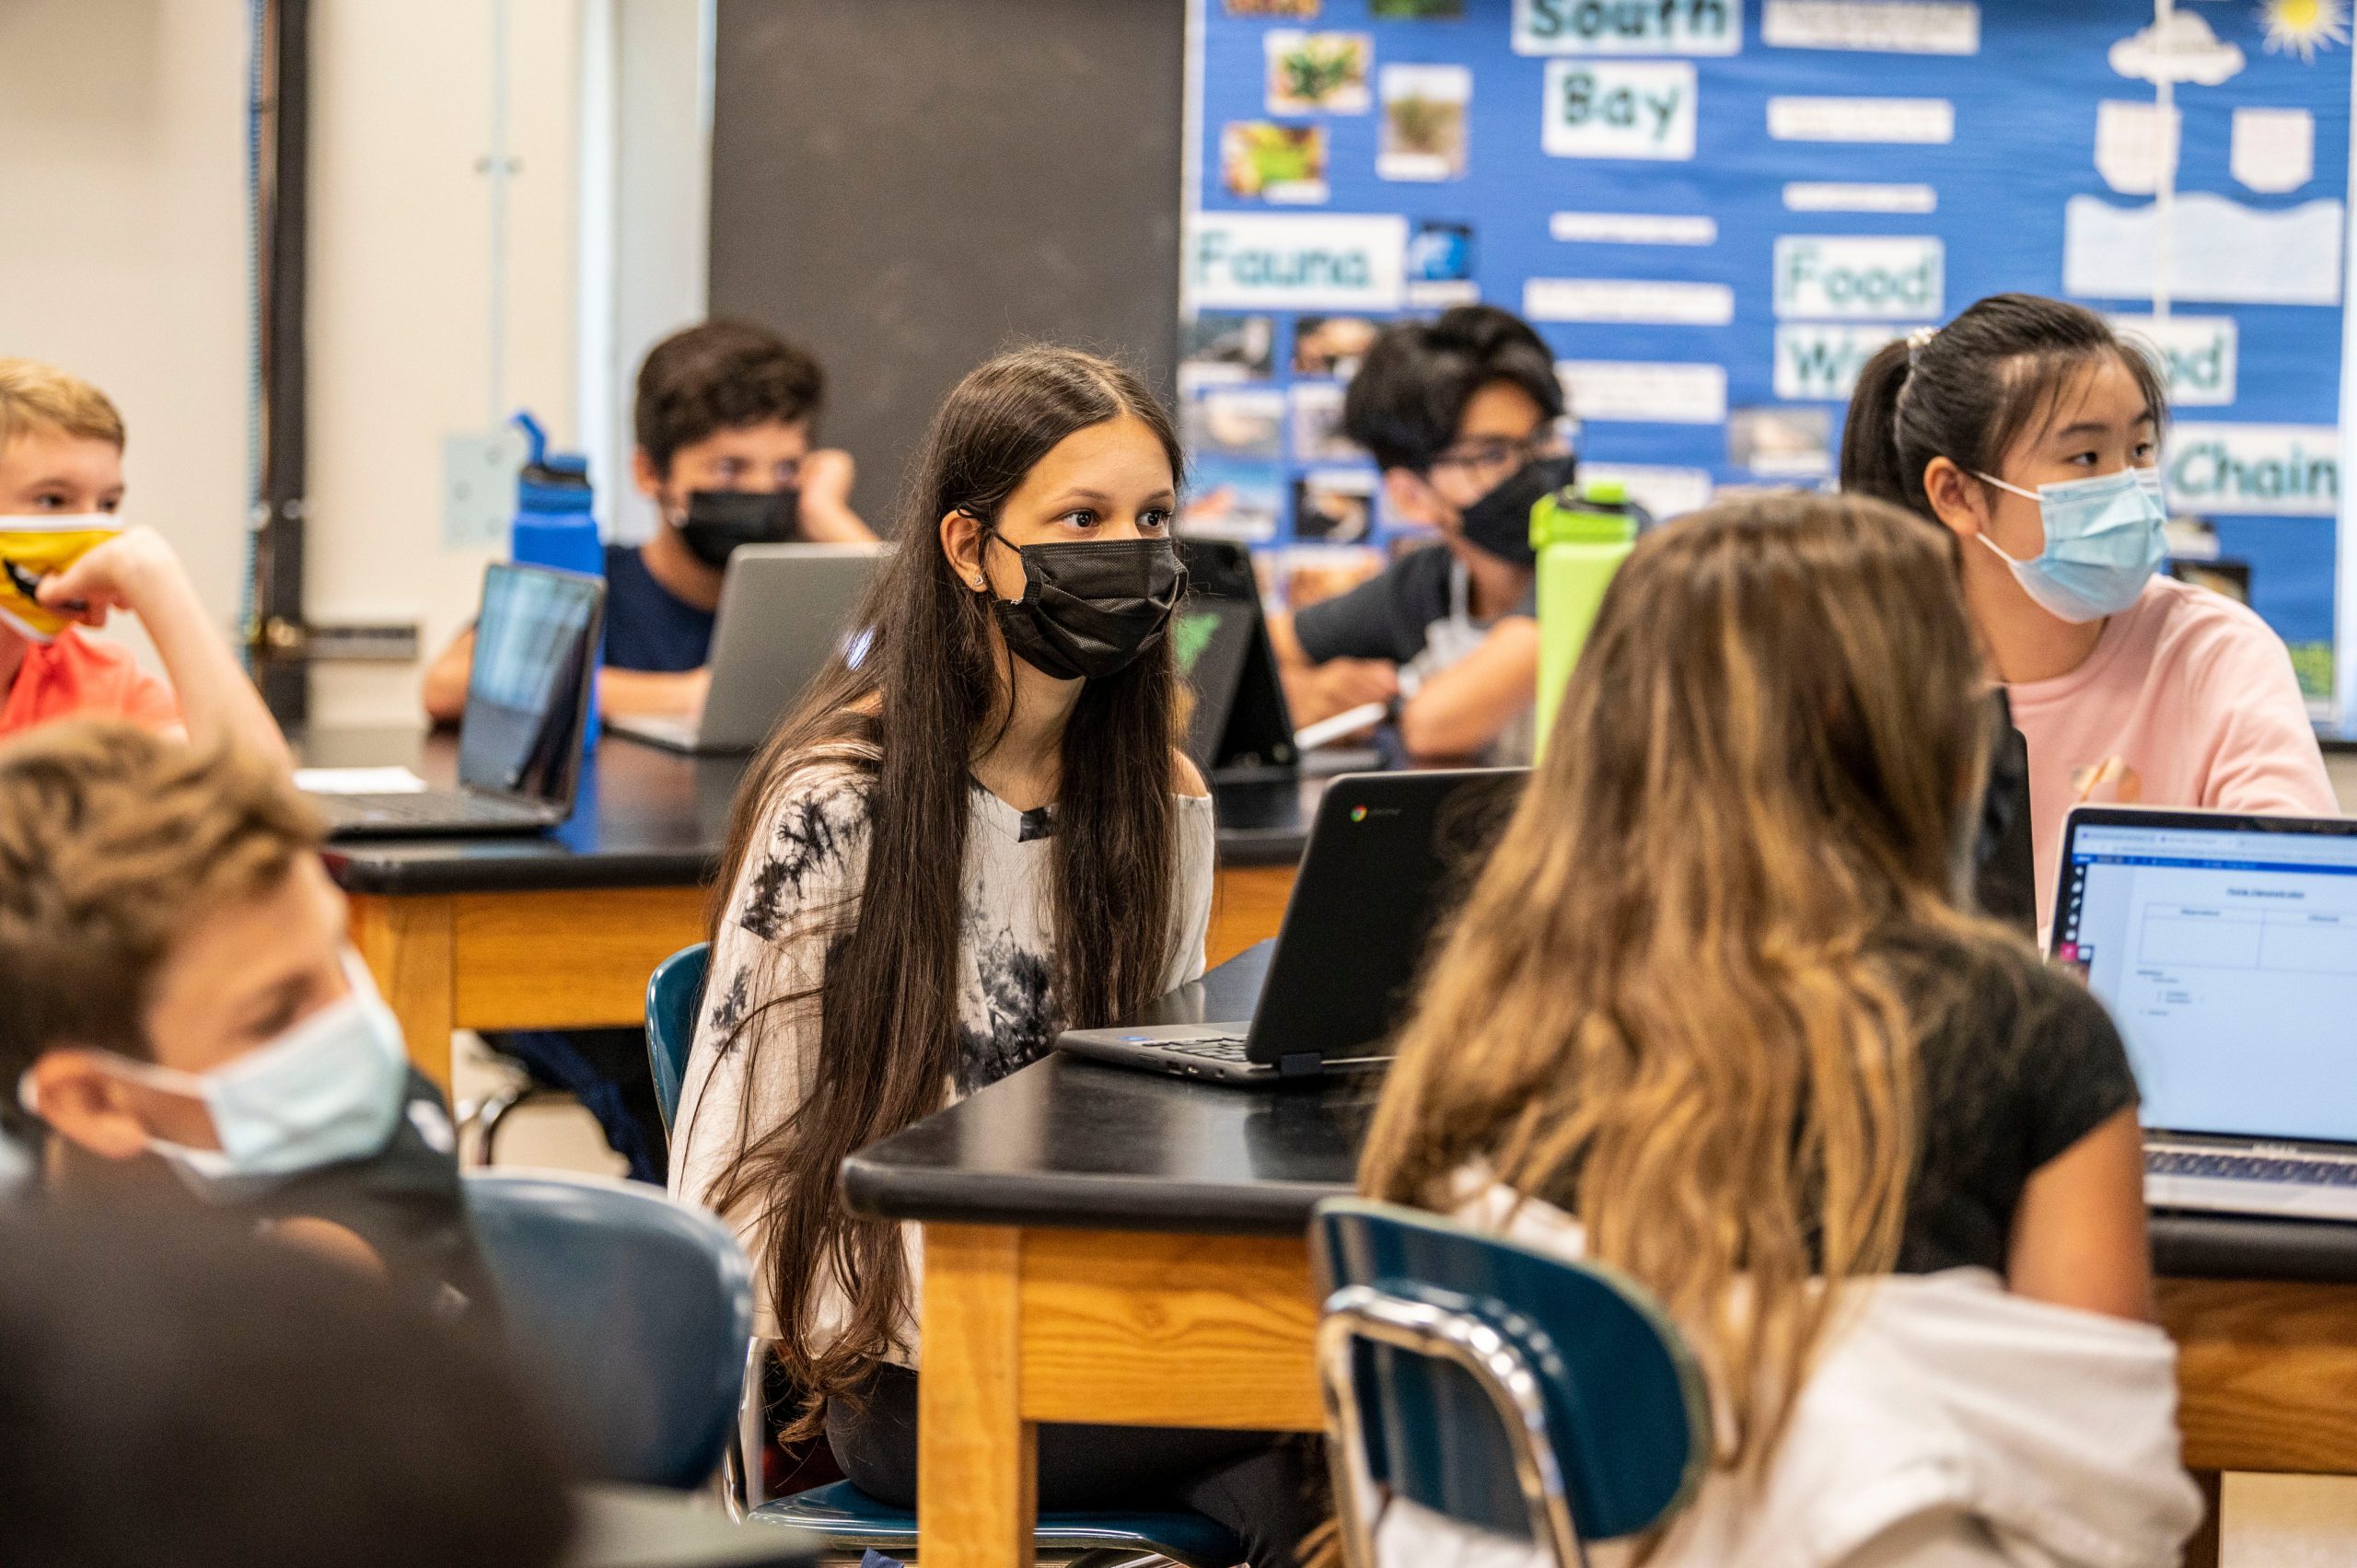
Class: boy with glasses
1269,306,1570,762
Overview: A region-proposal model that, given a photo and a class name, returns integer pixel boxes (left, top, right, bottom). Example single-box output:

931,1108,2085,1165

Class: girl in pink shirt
1842,295,2335,932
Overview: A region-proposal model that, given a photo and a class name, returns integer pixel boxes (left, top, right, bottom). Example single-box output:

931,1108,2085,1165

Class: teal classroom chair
646,941,710,1133
1312,1198,1711,1568
467,1169,755,1492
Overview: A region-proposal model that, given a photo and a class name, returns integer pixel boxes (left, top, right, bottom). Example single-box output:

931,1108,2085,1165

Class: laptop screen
459,563,603,800
2054,811,2357,1143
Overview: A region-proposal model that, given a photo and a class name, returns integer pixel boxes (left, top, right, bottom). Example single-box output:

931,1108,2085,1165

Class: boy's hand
797,448,877,543
36,526,188,628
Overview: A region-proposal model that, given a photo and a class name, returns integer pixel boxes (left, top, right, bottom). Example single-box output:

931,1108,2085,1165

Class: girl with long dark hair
1841,294,2333,931
671,346,1312,1565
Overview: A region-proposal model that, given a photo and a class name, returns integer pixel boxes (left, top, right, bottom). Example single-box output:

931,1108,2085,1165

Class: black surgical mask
1456,455,1577,570
676,488,799,568
981,533,1186,682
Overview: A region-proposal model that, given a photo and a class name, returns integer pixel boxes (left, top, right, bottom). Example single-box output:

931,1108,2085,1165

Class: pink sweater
2008,575,2338,932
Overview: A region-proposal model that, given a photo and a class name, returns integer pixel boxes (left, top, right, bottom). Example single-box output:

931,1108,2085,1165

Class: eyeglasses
1424,418,1578,483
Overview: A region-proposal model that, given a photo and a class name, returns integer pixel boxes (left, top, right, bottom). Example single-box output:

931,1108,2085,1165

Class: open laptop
311,562,603,838
1056,768,1525,1083
606,542,886,754
1173,538,1298,779
2051,806,2357,1219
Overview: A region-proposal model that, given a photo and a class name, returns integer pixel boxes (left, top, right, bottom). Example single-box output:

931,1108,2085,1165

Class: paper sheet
2233,107,2316,194
295,767,428,796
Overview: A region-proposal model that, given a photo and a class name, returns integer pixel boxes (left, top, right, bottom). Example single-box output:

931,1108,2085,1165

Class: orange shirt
0,628,180,739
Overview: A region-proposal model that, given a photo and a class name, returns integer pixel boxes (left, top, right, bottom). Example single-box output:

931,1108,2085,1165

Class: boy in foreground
0,720,491,1317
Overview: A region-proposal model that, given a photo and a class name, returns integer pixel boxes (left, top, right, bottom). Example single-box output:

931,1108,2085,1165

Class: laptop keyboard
2148,1145,2357,1187
319,792,547,829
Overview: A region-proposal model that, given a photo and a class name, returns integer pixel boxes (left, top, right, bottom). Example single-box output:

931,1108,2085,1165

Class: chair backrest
645,942,710,1133
1312,1199,1709,1566
467,1169,753,1489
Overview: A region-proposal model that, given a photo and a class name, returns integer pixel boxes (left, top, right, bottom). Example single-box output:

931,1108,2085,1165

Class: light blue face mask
22,953,411,1201
1972,466,2167,624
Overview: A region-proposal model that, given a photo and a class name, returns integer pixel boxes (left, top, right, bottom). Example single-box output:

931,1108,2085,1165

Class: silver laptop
607,542,886,754
2053,805,2357,1219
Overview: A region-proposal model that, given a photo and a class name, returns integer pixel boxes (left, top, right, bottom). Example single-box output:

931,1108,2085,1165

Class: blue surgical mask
23,953,411,1201
1972,466,2167,624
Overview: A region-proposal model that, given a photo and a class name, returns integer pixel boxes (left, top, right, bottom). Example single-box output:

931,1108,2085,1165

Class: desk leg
920,1225,1036,1568
349,894,457,1094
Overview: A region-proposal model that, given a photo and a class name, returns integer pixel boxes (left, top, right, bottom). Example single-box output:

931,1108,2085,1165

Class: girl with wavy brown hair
1361,494,2198,1568
670,346,1316,1565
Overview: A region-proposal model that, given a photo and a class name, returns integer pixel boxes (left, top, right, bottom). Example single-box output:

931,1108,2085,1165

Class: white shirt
669,753,1214,1354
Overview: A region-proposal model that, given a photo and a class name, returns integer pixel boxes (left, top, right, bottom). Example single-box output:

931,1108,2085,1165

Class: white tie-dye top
668,752,1214,1355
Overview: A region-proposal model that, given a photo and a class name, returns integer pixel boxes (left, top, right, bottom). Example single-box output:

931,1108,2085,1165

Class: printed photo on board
1294,470,1376,544
1179,312,1277,389
1222,122,1331,203
1183,387,1286,461
1265,31,1373,115
1379,64,1471,180
1292,315,1382,377
1289,383,1362,464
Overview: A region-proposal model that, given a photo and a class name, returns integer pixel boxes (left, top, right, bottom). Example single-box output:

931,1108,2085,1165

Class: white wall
308,0,583,726
0,0,591,731
0,0,250,669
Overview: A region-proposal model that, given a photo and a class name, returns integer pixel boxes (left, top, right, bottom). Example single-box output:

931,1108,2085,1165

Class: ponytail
1839,340,1920,515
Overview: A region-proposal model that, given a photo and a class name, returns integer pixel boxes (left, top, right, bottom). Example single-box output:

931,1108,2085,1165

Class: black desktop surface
842,945,2357,1281
308,730,1332,895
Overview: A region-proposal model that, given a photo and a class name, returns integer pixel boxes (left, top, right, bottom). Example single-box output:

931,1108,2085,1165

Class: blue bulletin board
1179,0,2357,722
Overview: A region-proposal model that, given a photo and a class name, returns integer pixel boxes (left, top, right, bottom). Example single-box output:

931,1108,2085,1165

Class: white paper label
1514,0,1743,55
1550,211,1718,245
1577,463,1715,520
1767,96,1955,143
2165,424,2340,517
1782,181,1938,214
1543,61,1698,160
2232,107,2315,194
1773,324,1909,400
1556,361,1730,424
1761,1,1980,53
1187,213,1409,311
2110,315,2239,407
1526,278,1735,325
2095,99,2181,196
1772,237,1944,319
2063,193,2344,308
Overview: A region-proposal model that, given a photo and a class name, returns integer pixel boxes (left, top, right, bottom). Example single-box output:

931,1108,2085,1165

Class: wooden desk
315,732,1325,1089
842,946,2357,1568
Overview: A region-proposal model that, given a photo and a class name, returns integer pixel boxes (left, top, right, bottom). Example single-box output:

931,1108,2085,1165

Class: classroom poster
1181,0,2357,724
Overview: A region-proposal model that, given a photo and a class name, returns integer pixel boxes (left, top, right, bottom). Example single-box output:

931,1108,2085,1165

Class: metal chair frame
1318,1282,1587,1568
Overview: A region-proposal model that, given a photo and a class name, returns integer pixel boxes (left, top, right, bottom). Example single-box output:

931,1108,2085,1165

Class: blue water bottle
506,412,603,750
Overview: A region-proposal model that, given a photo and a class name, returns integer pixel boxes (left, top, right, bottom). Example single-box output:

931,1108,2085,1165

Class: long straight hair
1360,494,1995,1474
701,347,1187,1431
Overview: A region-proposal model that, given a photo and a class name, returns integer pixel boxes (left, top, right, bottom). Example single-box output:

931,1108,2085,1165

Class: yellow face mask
0,517,119,642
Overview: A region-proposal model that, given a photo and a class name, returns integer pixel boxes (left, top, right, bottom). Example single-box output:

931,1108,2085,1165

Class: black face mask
982,534,1186,682
676,488,799,569
1456,455,1577,570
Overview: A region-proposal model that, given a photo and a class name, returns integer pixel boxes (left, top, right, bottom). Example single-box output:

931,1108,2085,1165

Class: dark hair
633,319,826,476
0,1207,575,1568
0,722,322,1105
701,346,1187,1435
1341,305,1564,471
1840,293,2169,522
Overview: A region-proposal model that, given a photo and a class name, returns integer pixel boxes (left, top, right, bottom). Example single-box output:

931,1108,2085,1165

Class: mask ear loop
954,508,997,594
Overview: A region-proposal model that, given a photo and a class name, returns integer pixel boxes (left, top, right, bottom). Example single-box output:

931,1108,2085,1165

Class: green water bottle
1532,478,1646,758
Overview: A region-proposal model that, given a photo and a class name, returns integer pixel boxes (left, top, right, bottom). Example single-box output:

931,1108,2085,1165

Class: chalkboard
709,0,1190,534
